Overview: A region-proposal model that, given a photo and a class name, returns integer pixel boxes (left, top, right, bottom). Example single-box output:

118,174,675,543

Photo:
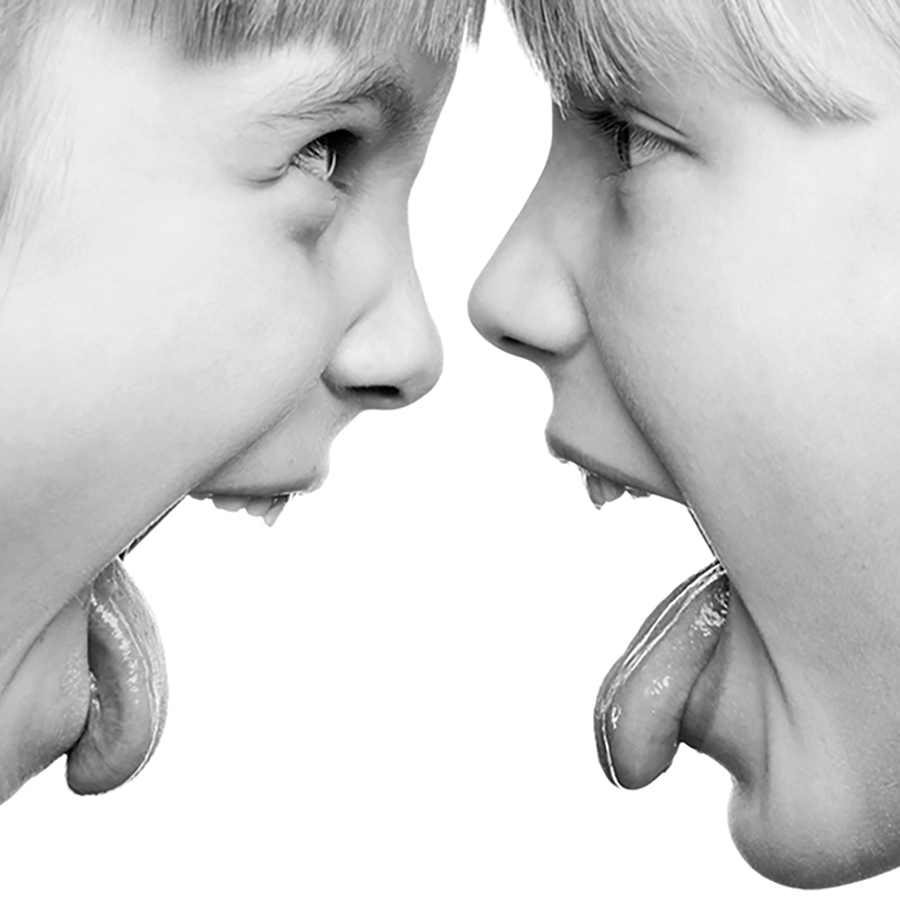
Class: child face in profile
471,0,900,889
0,1,480,806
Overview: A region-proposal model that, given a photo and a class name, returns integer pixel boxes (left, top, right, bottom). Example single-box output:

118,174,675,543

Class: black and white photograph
3,1,900,896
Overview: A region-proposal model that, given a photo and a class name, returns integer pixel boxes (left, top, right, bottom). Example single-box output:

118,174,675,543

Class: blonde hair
102,0,485,60
501,0,900,121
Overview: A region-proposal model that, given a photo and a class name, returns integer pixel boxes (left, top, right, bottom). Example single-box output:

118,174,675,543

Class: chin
730,795,900,889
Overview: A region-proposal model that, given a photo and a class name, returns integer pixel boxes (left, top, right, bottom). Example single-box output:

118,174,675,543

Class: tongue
66,558,168,794
595,562,729,789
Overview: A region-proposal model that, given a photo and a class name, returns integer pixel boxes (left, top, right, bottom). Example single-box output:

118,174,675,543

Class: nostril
346,384,403,401
322,365,418,408
497,334,550,362
499,335,529,351
341,383,411,410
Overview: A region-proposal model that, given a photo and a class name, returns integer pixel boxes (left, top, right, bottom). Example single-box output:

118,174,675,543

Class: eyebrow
259,61,439,138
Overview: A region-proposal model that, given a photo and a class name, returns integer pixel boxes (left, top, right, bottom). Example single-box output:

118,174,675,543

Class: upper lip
193,470,326,499
201,484,318,499
545,434,666,499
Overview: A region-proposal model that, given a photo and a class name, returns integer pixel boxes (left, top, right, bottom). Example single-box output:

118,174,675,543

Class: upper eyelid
262,98,419,170
262,78,424,144
567,100,688,138
626,106,691,145
582,105,702,164
263,104,378,143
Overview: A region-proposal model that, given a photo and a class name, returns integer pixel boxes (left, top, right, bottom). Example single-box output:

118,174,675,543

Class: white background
3,4,898,897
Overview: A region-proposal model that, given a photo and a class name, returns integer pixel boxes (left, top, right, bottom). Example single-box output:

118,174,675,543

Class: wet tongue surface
595,562,729,789
66,558,168,794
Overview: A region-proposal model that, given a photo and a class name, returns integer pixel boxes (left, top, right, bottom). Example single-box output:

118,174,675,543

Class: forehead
46,13,457,179
502,0,882,121
255,49,455,124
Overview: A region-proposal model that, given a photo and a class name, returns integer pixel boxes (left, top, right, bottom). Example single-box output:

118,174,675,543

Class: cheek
597,188,896,491
57,149,346,409
135,259,341,470
11,200,347,489
599,198,900,637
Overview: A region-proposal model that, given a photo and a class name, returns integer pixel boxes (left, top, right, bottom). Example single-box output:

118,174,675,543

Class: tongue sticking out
595,562,729,789
66,558,168,794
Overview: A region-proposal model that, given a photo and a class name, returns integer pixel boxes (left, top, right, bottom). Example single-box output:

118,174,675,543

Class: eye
579,107,677,172
289,129,359,185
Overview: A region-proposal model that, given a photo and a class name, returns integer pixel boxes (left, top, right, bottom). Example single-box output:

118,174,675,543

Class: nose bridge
468,172,590,361
325,223,442,410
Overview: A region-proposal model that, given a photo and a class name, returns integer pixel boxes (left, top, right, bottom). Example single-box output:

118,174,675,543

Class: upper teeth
582,470,626,509
198,494,291,527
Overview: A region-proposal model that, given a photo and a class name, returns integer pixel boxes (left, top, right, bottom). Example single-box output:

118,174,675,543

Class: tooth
245,497,274,518
583,471,627,510
263,496,289,528
212,495,250,512
582,470,606,510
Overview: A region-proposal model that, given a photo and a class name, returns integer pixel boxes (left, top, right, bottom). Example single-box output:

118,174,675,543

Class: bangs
100,0,486,61
502,0,877,121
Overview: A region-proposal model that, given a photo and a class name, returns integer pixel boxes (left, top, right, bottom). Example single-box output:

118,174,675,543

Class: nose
468,157,684,503
468,187,589,365
325,262,443,411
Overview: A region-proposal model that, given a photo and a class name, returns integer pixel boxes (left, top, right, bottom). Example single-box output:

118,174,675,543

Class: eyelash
579,107,677,172
289,129,360,187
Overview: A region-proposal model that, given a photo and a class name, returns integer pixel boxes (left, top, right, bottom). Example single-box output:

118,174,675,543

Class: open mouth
560,446,900,887
594,561,729,789
547,438,733,789
580,469,651,510
546,437,656,510
190,492,293,527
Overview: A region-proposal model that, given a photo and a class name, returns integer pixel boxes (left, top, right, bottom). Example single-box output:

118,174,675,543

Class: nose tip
325,283,443,411
468,234,588,364
468,265,530,358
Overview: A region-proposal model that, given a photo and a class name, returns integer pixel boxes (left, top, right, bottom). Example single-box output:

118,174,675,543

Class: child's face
470,14,900,890
0,12,449,800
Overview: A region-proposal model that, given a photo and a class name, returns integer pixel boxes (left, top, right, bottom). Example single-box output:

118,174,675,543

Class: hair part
501,0,900,122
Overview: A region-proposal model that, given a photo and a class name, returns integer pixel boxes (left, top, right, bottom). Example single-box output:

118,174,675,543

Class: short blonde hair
102,0,485,60
501,0,900,121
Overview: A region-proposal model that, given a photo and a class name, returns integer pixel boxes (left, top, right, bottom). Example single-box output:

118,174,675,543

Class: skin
469,9,900,891
0,10,449,801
